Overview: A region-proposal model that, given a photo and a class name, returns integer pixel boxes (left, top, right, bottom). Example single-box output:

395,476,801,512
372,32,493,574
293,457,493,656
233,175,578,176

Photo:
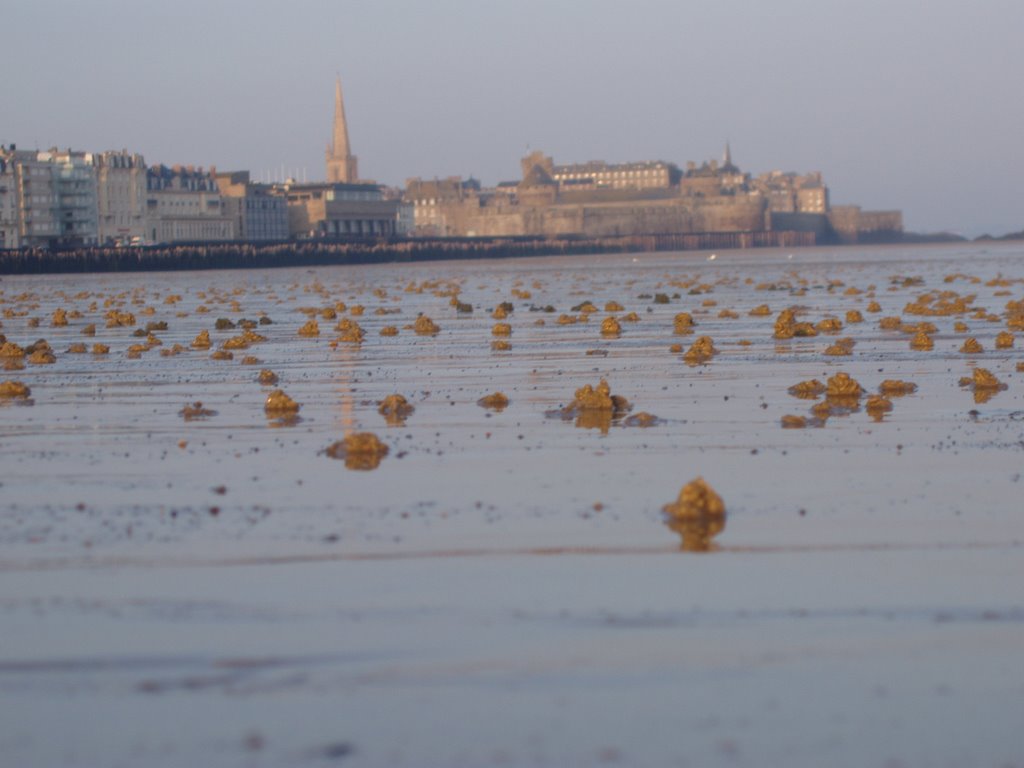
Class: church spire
722,140,737,172
326,76,358,183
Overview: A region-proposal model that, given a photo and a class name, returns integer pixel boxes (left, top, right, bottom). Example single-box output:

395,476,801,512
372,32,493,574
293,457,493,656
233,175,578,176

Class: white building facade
145,165,235,244
95,150,148,245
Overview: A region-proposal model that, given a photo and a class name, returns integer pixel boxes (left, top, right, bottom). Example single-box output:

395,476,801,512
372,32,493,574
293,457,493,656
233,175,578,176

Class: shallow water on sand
2,242,1023,766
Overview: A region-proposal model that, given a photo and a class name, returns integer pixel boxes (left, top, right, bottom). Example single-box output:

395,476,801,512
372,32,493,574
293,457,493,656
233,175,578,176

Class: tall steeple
722,140,737,173
326,76,358,183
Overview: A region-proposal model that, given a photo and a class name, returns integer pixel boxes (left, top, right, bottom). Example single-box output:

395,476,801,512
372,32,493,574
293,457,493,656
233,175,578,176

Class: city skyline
4,0,1022,237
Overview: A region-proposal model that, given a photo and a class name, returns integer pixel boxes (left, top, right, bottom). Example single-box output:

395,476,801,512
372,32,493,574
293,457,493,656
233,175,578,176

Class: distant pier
0,230,816,275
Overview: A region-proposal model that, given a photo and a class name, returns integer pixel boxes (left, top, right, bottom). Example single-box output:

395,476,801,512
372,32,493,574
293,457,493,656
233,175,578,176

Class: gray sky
4,0,1022,236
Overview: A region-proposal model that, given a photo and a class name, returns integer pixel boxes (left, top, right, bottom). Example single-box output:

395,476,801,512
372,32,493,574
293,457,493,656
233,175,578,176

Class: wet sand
2,242,1023,766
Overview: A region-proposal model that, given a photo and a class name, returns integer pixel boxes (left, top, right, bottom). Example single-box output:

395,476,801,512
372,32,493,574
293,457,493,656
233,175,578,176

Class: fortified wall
403,151,902,244
828,206,904,243
465,196,767,239
409,153,769,239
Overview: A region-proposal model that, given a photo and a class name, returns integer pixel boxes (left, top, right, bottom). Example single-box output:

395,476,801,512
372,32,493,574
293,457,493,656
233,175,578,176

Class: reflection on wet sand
266,413,302,429
665,516,727,552
333,345,356,433
573,410,614,434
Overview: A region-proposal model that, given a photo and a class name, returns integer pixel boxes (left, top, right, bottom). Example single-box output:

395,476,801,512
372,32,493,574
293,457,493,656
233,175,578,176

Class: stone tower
326,76,359,183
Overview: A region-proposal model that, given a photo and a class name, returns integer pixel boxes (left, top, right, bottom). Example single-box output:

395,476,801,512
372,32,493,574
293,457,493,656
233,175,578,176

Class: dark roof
519,164,556,188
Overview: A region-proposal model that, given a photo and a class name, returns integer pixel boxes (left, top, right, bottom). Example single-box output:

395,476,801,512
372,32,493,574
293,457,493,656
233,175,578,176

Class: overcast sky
4,0,1022,236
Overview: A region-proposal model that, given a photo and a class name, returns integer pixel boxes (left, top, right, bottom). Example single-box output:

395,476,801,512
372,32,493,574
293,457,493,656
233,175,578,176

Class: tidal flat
2,242,1023,767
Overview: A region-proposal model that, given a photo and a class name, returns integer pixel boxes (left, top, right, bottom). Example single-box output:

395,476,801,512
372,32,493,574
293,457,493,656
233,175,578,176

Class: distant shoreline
2,228,1013,276
0,231,818,275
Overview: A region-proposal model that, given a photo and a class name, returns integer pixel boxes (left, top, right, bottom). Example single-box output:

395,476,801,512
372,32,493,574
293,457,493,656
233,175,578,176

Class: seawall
0,230,816,276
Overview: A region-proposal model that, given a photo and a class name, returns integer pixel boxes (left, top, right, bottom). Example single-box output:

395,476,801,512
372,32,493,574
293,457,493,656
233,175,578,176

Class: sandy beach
2,241,1023,766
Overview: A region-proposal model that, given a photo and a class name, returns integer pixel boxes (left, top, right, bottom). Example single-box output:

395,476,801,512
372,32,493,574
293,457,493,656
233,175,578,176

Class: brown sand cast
865,395,894,421
662,477,727,552
960,367,1006,392
297,319,320,337
554,379,632,434
179,402,217,420
413,316,440,336
824,337,855,356
379,394,415,425
323,432,389,471
191,330,211,349
959,367,1007,404
673,312,696,334
600,317,622,337
336,319,365,343
28,348,56,364
910,330,934,350
773,308,818,339
959,337,983,353
565,379,630,414
477,392,510,410
788,379,826,399
878,380,918,396
683,336,716,365
826,372,864,398
264,389,300,415
0,380,31,398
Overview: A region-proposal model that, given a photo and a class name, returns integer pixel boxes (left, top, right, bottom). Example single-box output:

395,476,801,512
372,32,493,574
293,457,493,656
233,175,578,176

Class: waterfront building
0,75,903,249
1,149,60,248
95,150,147,245
0,151,17,249
752,170,829,214
405,151,766,239
46,149,99,247
401,140,905,243
797,184,828,214
326,77,359,184
680,146,748,198
145,164,235,244
403,177,482,236
550,157,680,192
393,195,415,236
273,77,403,239
0,147,99,248
280,181,401,238
400,145,901,245
215,171,289,241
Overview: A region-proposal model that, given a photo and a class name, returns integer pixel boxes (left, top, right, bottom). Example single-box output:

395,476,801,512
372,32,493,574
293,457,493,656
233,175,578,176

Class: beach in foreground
1,242,1023,767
